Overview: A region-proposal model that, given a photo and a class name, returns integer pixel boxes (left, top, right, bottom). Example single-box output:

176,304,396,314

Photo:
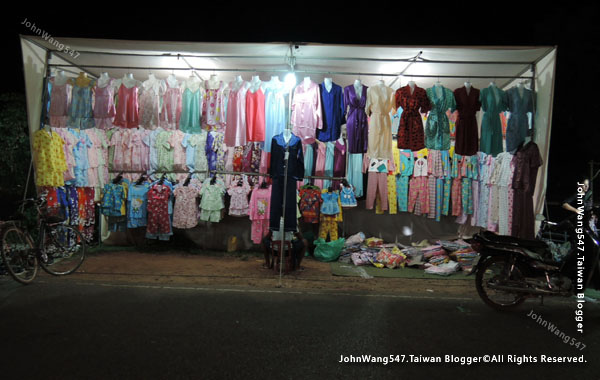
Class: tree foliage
0,92,34,218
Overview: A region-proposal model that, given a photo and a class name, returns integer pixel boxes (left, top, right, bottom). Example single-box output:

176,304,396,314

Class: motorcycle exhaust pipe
488,284,571,296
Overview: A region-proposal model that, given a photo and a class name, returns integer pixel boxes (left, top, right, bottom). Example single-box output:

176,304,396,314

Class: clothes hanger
184,173,192,186
112,172,124,184
135,173,146,185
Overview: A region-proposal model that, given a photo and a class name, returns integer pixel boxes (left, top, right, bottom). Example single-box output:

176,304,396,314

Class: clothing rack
47,63,534,81
108,169,346,181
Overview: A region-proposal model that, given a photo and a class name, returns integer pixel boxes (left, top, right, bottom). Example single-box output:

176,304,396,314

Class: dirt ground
45,247,479,298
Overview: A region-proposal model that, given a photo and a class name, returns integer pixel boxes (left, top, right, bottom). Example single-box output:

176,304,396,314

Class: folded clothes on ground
424,261,460,276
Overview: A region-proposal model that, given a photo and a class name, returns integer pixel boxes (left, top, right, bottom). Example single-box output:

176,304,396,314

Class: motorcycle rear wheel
476,256,528,311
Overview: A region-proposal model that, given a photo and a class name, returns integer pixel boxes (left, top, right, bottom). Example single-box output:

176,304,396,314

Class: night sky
1,7,599,205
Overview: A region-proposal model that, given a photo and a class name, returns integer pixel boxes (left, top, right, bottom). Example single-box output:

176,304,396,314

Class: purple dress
332,139,347,189
344,84,368,154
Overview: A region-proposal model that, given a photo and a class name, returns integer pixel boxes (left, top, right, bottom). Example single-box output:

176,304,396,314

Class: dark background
1,7,598,209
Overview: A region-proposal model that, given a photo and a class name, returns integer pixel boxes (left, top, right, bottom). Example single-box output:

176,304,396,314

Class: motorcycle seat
479,231,548,252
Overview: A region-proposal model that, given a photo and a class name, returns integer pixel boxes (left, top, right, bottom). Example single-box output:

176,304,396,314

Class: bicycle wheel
1,225,38,284
40,224,86,276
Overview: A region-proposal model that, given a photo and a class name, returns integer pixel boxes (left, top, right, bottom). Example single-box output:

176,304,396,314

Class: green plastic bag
313,238,346,262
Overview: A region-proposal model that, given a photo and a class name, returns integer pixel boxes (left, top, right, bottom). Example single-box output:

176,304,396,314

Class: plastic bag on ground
313,238,346,262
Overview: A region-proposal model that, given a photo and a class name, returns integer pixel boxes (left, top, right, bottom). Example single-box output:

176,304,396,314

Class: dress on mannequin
343,83,368,153
269,132,304,232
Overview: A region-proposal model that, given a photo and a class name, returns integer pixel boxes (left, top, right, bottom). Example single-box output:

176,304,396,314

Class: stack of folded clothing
424,261,460,276
450,248,480,273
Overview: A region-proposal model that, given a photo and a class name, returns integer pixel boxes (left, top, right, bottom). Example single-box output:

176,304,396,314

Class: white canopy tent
19,35,557,241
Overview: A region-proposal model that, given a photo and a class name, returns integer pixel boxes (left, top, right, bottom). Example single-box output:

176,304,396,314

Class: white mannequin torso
122,73,138,89
283,129,292,143
408,81,416,95
248,76,262,93
464,81,472,95
166,74,179,89
303,77,312,91
206,74,220,90
353,79,362,99
97,73,111,88
53,71,68,86
324,77,333,92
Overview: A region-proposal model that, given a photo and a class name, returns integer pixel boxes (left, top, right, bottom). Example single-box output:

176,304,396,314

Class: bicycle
0,191,86,284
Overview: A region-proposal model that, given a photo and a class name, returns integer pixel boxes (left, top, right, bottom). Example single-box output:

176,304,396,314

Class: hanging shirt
425,84,456,151
68,82,96,129
317,82,345,142
173,184,202,229
32,128,67,187
366,83,395,160
263,81,287,152
291,80,322,144
127,182,150,228
344,84,369,154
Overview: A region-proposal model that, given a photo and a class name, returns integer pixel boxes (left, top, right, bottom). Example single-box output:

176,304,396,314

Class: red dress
146,184,172,236
453,86,481,156
395,85,431,151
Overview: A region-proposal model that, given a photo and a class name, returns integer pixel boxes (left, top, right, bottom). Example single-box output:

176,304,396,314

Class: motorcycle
469,213,600,311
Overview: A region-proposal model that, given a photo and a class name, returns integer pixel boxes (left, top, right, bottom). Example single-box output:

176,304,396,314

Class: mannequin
206,74,220,90
464,81,472,95
166,73,179,88
408,80,416,95
122,73,138,88
303,76,311,90
231,75,246,91
73,72,92,87
283,127,292,143
249,75,262,93
353,79,363,99
517,81,524,98
53,70,68,86
323,77,333,92
376,79,385,86
270,75,281,84
434,80,443,98
185,72,202,91
489,81,497,87
96,72,111,88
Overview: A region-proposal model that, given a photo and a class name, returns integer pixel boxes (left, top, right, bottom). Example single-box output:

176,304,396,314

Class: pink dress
109,129,127,171
113,83,140,128
224,81,248,147
291,80,322,144
93,80,116,129
314,141,327,189
169,130,187,171
49,78,71,128
248,185,272,244
129,129,145,172
245,88,266,142
173,185,201,229
160,81,182,130
55,129,76,181
227,177,251,216
85,129,101,187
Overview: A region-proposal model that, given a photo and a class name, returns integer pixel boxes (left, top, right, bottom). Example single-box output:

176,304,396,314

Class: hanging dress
479,85,507,156
453,86,481,156
246,87,266,142
93,79,116,130
366,84,395,160
344,84,368,154
505,86,535,153
224,81,248,147
318,81,345,142
160,80,182,130
395,85,432,151
68,81,96,129
179,83,203,133
424,85,456,151
113,82,140,129
139,78,165,130
291,80,322,145
263,81,287,152
202,81,227,132
48,78,71,128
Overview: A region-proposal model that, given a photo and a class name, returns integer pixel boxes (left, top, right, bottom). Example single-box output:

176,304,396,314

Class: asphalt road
0,277,598,380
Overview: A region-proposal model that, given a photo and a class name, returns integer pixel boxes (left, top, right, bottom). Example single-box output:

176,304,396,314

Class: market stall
19,35,557,253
